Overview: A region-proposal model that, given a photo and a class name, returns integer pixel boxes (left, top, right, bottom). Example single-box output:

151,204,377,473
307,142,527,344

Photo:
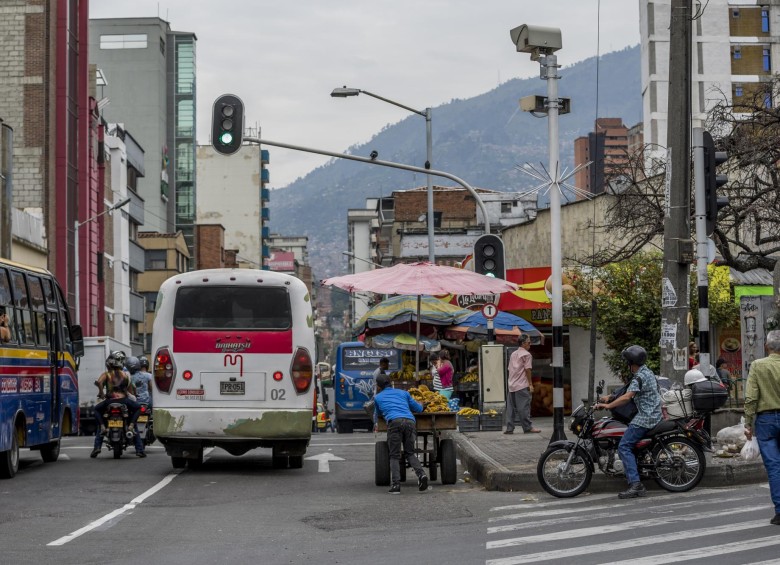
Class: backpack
610,381,640,425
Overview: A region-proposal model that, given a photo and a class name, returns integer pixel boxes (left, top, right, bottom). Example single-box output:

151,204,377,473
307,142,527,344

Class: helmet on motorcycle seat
684,368,707,386
125,356,141,374
138,356,149,369
106,350,127,369
621,345,647,367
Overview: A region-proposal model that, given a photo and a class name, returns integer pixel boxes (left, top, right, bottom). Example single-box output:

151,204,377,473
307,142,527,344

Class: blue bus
0,259,84,478
332,342,400,433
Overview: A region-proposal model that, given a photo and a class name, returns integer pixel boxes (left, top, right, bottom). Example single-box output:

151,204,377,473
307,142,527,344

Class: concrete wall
196,144,261,267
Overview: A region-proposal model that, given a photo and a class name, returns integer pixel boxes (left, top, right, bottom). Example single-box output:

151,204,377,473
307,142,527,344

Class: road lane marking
48,447,214,546
485,519,768,565
599,535,780,565
304,452,345,472
307,442,374,446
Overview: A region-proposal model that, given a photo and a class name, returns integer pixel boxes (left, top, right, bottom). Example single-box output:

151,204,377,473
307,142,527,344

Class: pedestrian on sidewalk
372,374,429,495
594,345,662,499
744,329,780,526
504,333,540,435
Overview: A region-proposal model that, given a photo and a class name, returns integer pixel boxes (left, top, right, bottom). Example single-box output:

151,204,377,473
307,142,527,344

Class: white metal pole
74,220,80,326
693,127,711,371
425,108,435,263
545,52,566,442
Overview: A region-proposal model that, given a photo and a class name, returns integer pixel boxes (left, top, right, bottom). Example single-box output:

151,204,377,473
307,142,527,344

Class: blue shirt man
595,345,662,499
373,374,429,494
131,370,153,405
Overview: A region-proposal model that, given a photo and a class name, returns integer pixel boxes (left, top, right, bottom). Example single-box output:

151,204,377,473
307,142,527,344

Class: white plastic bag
740,436,761,461
716,418,746,448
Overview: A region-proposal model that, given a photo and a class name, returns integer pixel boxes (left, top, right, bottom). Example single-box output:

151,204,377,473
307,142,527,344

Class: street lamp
342,251,383,269
74,197,131,326
331,86,435,263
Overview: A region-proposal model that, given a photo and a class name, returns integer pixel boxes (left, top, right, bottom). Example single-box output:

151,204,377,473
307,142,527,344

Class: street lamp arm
244,136,490,234
358,89,427,118
75,196,131,228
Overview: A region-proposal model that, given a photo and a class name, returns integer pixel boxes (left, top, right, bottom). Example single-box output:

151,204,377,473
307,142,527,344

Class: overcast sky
89,1,640,188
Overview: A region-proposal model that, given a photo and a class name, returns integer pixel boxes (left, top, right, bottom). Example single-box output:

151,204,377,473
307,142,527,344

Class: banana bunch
483,409,498,416
408,387,451,412
458,407,480,416
460,372,479,383
390,363,418,381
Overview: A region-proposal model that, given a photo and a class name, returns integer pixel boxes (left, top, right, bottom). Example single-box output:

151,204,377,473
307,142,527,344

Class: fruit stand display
375,386,457,485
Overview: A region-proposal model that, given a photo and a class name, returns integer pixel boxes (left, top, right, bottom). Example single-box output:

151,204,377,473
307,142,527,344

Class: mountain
269,45,641,279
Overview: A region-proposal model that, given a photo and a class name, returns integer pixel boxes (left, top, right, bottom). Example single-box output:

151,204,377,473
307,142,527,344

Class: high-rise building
573,118,630,199
88,18,197,262
641,1,777,149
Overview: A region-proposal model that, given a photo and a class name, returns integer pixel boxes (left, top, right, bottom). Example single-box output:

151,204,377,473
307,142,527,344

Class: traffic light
702,130,729,236
473,234,505,279
212,94,244,156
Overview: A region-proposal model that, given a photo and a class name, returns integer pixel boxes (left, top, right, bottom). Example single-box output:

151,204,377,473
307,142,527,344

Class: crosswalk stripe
486,505,767,549
484,519,768,565
599,535,780,565
486,494,757,534
488,493,759,524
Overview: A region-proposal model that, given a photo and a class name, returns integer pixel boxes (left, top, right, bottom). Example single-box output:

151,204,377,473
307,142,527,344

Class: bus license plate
137,415,149,423
108,420,123,428
220,381,245,395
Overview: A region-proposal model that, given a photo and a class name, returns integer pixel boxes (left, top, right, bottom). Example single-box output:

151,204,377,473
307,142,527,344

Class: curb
451,431,767,493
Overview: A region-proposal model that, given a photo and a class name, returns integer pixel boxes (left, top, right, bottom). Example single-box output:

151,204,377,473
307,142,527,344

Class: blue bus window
28,276,46,311
42,278,56,307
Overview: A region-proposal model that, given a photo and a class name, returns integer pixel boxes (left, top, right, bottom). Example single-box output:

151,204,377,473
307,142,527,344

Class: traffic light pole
693,127,713,374
241,136,490,234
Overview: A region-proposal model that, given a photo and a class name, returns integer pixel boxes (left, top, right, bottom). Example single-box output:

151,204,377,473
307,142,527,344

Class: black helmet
375,374,391,390
138,356,149,370
125,356,141,374
106,350,127,369
621,345,647,366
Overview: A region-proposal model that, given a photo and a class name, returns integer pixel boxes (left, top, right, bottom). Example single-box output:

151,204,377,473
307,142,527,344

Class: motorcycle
103,402,135,459
537,380,710,498
135,403,155,446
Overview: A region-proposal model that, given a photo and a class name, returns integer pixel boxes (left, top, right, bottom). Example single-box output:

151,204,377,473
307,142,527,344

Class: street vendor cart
374,412,457,486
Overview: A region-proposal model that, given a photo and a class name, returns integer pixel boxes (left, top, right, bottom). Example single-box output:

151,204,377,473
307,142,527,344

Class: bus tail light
291,347,313,393
154,347,176,394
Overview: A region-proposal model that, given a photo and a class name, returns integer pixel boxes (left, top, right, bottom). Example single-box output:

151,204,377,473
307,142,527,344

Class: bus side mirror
70,324,85,358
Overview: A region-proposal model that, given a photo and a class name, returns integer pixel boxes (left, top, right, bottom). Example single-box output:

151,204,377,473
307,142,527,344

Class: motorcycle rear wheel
537,446,592,498
652,437,705,492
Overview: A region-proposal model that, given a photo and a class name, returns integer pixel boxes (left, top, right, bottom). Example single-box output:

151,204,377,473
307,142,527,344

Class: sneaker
503,430,514,435
418,475,429,492
771,514,780,526
618,482,647,499
135,452,147,458
90,448,101,458
388,483,401,495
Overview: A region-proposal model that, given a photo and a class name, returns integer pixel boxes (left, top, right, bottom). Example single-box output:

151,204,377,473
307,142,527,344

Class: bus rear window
173,286,292,330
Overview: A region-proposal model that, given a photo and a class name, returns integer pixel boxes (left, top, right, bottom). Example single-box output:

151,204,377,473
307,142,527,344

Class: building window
160,37,166,55
762,9,770,33
100,34,148,50
145,250,167,270
735,86,744,97
765,92,773,108
764,48,771,72
501,202,512,214
733,47,742,60
142,292,158,312
732,8,740,18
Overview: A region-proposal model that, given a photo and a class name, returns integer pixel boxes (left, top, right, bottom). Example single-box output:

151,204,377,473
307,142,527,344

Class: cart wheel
375,441,390,486
440,439,457,485
429,458,438,482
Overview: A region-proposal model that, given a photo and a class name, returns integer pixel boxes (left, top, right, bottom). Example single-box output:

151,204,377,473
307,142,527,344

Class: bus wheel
40,439,61,463
0,430,20,479
289,455,304,469
272,455,289,469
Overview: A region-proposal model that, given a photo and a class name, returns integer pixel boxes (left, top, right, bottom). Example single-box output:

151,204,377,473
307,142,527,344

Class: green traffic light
485,272,496,278
219,132,233,145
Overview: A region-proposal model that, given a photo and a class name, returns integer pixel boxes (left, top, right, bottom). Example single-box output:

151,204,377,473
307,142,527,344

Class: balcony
129,239,146,274
261,169,270,183
261,188,270,201
262,208,270,221
127,188,145,226
129,291,145,322
262,226,270,239
261,149,270,164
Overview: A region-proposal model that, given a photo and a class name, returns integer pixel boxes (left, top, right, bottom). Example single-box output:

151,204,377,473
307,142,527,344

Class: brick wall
393,187,478,223
195,224,226,269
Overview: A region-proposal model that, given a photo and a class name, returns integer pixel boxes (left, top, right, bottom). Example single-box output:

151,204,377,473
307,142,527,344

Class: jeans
506,388,532,432
618,423,648,485
386,418,425,484
755,411,780,514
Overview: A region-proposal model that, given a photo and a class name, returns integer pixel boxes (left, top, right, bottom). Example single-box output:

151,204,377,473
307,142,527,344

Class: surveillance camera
370,150,379,160
510,24,562,58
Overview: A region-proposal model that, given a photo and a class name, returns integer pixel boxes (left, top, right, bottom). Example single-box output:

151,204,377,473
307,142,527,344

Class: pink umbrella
322,262,518,380
321,261,518,296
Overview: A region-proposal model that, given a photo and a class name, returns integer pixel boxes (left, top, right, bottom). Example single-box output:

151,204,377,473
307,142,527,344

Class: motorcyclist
90,351,146,458
127,356,153,407
594,345,663,499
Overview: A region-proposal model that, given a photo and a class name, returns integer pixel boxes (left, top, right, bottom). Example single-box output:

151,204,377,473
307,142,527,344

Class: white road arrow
304,451,345,473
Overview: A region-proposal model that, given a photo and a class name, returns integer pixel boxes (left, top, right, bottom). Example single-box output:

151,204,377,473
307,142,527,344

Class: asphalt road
1,434,776,565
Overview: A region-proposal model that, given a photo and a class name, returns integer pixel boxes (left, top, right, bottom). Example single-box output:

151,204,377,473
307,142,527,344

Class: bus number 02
271,389,286,400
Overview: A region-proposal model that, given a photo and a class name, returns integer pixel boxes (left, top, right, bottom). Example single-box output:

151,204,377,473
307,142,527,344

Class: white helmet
684,369,707,386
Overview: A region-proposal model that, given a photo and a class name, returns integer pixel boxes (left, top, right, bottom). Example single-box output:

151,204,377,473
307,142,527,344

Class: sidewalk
449,416,768,492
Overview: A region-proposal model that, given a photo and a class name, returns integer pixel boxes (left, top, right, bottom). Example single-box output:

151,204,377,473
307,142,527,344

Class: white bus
150,269,315,469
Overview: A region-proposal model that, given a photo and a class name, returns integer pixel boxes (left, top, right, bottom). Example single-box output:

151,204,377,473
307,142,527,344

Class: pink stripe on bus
172,329,293,354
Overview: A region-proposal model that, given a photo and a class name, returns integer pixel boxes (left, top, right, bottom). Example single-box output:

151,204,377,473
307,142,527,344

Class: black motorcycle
135,403,155,447
103,402,135,459
537,380,710,498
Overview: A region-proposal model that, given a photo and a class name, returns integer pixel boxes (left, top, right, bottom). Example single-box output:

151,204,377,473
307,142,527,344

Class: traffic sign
481,303,498,320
